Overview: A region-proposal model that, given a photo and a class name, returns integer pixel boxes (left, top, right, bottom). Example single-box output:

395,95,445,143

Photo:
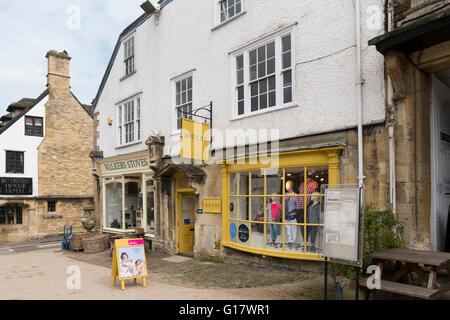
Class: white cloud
0,0,144,111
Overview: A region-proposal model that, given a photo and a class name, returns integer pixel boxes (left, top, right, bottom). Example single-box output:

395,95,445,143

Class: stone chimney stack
46,50,71,92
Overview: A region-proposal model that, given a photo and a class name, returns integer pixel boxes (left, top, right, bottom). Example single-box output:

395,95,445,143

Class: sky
0,0,145,113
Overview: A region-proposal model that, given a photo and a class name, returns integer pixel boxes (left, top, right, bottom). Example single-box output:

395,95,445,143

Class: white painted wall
96,0,386,158
0,95,47,196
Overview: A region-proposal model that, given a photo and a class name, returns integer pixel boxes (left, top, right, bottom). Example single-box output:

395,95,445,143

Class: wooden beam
386,50,408,96
410,40,450,73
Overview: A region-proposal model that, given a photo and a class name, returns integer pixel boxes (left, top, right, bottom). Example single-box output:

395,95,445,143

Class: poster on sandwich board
111,238,148,290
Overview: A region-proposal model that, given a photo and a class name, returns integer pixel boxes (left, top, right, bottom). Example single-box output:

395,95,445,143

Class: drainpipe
355,0,365,188
387,0,397,217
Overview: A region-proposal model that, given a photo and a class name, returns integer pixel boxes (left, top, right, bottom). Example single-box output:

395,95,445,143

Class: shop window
106,182,123,229
47,201,56,212
227,166,328,255
146,180,155,234
0,204,23,225
125,181,140,230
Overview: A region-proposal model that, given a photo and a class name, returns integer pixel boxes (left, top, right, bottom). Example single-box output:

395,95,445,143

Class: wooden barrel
82,235,105,254
71,233,86,251
103,234,111,249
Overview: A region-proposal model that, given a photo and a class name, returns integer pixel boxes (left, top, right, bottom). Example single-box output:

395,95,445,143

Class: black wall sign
238,224,249,243
0,177,32,195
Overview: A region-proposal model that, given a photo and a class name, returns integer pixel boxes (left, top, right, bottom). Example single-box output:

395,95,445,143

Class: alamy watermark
366,5,383,31
67,5,81,30
170,128,280,173
66,265,81,290
366,265,381,289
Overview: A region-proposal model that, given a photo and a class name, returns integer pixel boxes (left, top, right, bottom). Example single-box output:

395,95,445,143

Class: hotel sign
180,118,210,161
203,198,221,214
0,177,33,195
102,156,150,175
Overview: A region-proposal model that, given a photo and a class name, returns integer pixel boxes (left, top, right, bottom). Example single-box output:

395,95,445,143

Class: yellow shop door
178,193,195,254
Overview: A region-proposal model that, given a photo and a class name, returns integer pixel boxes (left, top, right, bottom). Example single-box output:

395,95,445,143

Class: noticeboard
111,238,148,290
323,188,361,265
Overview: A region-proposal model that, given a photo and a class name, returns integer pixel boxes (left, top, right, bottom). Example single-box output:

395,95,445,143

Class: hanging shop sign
111,238,148,291
323,188,361,265
180,118,210,161
101,155,150,175
0,177,32,195
203,198,221,214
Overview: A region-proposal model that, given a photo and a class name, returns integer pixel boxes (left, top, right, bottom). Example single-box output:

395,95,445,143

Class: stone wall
394,0,450,25
38,51,94,197
385,49,434,249
0,197,91,243
35,198,91,238
222,247,324,273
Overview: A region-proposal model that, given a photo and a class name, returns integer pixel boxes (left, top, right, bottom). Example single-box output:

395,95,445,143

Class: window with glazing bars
175,75,193,130
5,151,24,174
24,116,43,137
220,0,242,23
118,98,140,145
234,31,293,117
0,205,22,225
124,37,135,76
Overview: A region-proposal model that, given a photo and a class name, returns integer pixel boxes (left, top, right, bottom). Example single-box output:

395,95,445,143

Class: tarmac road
0,241,61,255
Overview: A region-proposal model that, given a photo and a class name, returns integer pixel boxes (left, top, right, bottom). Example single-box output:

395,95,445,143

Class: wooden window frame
24,116,44,137
5,150,24,174
230,26,296,119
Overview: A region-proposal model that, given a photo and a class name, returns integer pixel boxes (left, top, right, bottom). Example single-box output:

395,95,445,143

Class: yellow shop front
220,146,342,261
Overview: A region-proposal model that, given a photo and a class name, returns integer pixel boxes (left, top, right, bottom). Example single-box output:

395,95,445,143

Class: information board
111,238,148,290
323,188,361,264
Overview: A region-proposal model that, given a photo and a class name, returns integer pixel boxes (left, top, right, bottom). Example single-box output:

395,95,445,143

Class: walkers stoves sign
0,177,32,195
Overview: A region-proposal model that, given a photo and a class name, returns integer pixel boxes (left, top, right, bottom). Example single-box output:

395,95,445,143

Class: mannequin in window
269,197,282,246
307,192,321,252
285,180,298,249
297,173,319,243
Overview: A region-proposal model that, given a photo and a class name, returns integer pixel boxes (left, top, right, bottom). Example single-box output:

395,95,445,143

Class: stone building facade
370,0,450,251
0,50,94,243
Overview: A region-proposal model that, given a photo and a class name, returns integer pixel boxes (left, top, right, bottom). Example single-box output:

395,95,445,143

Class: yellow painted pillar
327,150,340,186
221,164,228,244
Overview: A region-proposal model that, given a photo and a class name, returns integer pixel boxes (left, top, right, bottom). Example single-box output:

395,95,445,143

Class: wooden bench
360,249,450,300
360,278,440,300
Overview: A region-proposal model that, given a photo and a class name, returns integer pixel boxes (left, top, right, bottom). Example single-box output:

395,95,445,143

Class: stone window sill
120,70,137,82
211,11,247,32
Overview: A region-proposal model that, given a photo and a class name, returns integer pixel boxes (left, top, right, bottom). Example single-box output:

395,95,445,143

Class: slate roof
6,98,36,113
0,89,49,135
92,0,173,111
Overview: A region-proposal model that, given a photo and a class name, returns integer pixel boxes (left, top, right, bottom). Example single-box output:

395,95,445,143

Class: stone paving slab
162,255,193,263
